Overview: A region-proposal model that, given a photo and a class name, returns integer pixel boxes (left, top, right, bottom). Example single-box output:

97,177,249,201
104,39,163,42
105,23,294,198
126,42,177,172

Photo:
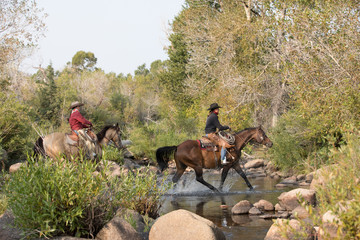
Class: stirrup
221,157,230,165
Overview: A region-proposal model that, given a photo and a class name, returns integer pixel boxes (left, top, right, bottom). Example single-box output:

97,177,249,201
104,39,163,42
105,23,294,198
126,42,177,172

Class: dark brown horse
156,126,273,193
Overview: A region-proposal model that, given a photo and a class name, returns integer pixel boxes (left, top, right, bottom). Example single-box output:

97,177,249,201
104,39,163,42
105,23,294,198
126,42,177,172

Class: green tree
71,51,97,71
134,63,149,76
34,64,61,125
160,32,192,107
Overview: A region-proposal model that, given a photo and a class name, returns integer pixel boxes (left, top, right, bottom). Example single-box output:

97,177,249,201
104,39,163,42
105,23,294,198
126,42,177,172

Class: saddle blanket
197,139,218,152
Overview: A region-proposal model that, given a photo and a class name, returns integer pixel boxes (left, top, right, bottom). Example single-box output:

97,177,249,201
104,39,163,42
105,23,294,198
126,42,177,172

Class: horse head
105,123,123,149
254,125,273,148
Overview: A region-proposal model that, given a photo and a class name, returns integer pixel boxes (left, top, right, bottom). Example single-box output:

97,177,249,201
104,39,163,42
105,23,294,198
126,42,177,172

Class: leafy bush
307,131,360,238
114,167,172,219
5,156,171,238
5,157,117,238
102,145,124,165
0,171,8,215
267,111,334,171
267,112,309,170
0,92,34,163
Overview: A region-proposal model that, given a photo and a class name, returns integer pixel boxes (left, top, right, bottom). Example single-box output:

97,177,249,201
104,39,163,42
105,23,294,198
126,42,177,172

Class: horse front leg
194,167,220,193
233,162,253,190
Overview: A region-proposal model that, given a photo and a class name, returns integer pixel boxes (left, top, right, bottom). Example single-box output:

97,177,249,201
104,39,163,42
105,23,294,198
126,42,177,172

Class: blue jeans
221,147,226,161
206,133,226,160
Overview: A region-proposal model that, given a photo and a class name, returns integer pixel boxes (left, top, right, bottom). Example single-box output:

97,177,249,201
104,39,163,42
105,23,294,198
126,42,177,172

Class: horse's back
177,140,200,152
175,140,203,166
43,132,67,159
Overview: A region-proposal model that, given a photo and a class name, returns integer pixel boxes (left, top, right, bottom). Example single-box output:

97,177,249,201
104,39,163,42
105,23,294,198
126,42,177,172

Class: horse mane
97,125,115,142
235,127,257,135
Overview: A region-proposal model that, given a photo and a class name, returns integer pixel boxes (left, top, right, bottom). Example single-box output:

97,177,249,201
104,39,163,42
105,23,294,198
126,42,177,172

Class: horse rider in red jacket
69,101,97,158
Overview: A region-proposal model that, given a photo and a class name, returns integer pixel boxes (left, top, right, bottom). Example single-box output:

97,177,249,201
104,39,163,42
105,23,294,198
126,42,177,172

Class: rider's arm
72,111,93,127
212,114,229,131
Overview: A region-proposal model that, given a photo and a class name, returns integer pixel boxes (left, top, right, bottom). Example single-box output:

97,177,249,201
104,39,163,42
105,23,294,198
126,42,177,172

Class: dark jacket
205,112,229,134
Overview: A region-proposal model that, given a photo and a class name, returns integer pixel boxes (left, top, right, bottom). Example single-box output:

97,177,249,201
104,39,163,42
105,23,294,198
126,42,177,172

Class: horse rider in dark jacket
205,103,231,164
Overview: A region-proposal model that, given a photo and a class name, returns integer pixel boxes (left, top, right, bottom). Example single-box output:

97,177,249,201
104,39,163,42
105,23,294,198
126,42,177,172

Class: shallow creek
160,171,296,240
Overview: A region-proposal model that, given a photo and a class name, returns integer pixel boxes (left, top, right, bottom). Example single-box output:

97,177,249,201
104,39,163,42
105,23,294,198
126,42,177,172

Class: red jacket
69,109,92,131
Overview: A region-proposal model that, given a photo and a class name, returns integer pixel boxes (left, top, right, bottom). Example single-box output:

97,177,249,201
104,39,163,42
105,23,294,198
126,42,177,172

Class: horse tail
156,146,177,172
33,137,45,158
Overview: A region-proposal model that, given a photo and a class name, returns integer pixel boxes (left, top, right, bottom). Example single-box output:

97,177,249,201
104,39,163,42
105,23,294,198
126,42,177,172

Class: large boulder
291,206,310,220
278,188,316,211
95,216,142,240
244,159,265,169
149,209,225,240
265,219,314,240
116,209,148,235
231,200,253,215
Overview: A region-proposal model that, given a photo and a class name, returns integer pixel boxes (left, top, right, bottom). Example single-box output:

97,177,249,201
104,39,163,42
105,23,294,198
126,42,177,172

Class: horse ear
258,125,262,129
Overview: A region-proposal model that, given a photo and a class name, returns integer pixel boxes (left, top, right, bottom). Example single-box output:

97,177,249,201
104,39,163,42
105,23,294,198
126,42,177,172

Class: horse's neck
98,132,108,145
235,129,257,151
98,129,112,146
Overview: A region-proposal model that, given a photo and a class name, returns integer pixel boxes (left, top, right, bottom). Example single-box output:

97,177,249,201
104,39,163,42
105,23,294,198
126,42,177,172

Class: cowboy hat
69,101,84,109
207,103,222,111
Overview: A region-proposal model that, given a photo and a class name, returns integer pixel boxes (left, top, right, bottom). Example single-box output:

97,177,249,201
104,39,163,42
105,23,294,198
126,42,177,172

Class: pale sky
23,0,185,75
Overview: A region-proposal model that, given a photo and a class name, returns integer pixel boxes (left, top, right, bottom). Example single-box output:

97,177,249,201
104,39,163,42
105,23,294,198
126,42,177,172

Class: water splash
164,172,239,196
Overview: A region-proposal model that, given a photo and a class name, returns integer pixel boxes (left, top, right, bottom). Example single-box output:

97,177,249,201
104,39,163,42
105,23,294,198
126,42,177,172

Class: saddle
197,137,219,152
65,131,78,146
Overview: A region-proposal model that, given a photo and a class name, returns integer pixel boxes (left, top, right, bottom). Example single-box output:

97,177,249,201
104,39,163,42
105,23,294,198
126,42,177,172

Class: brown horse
156,126,273,193
34,123,123,160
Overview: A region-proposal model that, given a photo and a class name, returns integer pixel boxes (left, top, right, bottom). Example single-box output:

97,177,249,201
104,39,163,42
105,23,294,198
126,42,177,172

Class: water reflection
160,172,295,240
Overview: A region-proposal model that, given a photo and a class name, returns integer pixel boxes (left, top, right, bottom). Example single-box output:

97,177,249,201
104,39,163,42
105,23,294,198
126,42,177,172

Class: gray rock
275,203,285,212
254,200,274,211
264,219,313,240
116,209,146,233
278,188,316,211
291,206,310,220
299,182,311,187
231,200,253,215
249,207,262,215
95,216,142,240
0,211,22,240
296,174,306,181
244,159,265,169
279,176,298,185
305,172,314,183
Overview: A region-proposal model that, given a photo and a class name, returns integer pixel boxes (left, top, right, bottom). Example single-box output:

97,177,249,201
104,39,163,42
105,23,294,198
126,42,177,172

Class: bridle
104,128,122,149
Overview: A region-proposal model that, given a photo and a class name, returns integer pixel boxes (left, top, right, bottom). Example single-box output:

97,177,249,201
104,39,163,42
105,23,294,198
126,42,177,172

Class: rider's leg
221,147,226,163
78,129,96,159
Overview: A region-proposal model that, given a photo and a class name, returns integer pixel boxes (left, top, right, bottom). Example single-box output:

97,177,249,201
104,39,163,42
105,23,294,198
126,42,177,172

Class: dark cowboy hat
207,103,222,111
69,101,84,109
